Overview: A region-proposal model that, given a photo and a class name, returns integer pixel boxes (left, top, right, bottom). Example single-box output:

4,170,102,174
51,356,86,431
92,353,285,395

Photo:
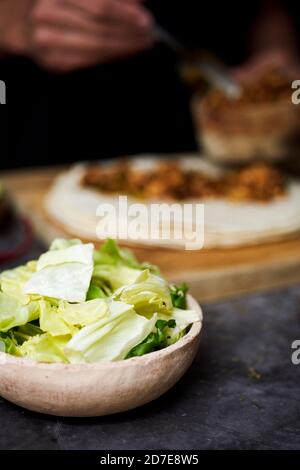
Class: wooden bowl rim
0,295,202,370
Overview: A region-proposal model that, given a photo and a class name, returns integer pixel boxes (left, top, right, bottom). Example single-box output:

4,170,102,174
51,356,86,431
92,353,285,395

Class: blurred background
1,0,300,169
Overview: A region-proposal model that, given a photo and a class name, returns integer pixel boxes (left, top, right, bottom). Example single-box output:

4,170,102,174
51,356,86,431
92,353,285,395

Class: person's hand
0,0,155,72
231,49,300,84
30,0,155,71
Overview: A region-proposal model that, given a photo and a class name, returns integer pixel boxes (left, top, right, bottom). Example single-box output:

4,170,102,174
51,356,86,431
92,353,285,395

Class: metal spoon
153,25,242,99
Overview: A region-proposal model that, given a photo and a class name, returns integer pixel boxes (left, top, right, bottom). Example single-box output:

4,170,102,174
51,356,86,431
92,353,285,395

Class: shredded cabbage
0,238,201,363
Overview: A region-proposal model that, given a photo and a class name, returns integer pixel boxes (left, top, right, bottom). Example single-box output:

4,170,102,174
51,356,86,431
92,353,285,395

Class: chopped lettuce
0,331,20,355
94,238,158,273
126,319,176,358
19,333,70,363
0,261,37,304
114,269,173,315
39,299,108,335
24,263,93,303
157,307,202,345
37,242,94,271
170,283,188,309
65,300,157,363
86,284,107,300
39,300,72,336
0,293,40,332
91,239,160,293
24,241,94,302
13,323,43,345
58,299,108,327
93,265,141,291
0,238,200,363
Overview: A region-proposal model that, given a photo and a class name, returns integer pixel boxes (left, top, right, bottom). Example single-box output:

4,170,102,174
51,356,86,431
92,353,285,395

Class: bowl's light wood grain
0,296,202,417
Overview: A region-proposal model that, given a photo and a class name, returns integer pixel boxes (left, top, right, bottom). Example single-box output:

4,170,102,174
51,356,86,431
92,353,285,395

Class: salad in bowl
0,238,201,364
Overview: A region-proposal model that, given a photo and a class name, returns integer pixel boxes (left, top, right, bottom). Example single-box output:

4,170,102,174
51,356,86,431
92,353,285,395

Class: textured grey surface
0,237,300,450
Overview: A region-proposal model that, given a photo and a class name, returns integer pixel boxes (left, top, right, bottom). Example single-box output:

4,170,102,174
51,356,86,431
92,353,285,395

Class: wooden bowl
0,296,202,417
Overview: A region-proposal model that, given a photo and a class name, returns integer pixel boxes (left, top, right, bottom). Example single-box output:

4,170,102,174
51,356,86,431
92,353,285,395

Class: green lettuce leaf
114,269,173,315
13,323,43,345
37,242,94,270
0,331,21,355
92,239,160,293
170,283,188,309
58,298,108,327
92,265,141,291
94,239,159,272
19,333,70,363
65,300,157,363
0,261,37,304
0,292,40,332
126,319,176,358
23,242,94,302
86,284,108,300
0,238,198,363
158,307,202,345
39,300,72,336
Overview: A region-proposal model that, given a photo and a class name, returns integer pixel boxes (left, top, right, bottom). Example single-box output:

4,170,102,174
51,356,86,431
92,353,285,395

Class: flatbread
45,155,300,249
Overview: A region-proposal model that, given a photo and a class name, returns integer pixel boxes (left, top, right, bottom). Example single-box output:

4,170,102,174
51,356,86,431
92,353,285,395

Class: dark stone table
0,237,300,450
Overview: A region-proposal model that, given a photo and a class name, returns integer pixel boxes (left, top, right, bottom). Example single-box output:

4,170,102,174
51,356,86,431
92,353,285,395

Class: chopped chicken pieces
81,160,286,203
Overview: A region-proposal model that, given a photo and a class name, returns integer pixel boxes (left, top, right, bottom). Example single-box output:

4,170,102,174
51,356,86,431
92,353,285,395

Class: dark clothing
0,47,195,169
0,0,274,169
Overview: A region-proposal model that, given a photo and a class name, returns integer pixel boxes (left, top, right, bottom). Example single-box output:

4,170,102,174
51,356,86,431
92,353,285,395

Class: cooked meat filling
81,161,285,203
201,68,292,116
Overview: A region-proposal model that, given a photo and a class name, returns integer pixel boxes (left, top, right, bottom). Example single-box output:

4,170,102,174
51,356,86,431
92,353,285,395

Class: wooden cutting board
2,165,300,302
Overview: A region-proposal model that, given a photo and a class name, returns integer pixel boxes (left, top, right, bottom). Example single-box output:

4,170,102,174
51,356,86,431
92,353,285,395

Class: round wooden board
2,165,300,302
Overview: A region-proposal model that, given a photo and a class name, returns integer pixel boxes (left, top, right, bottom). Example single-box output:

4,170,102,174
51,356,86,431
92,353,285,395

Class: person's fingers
31,2,105,36
35,34,152,72
31,3,154,41
29,0,155,72
61,0,153,30
30,23,153,54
